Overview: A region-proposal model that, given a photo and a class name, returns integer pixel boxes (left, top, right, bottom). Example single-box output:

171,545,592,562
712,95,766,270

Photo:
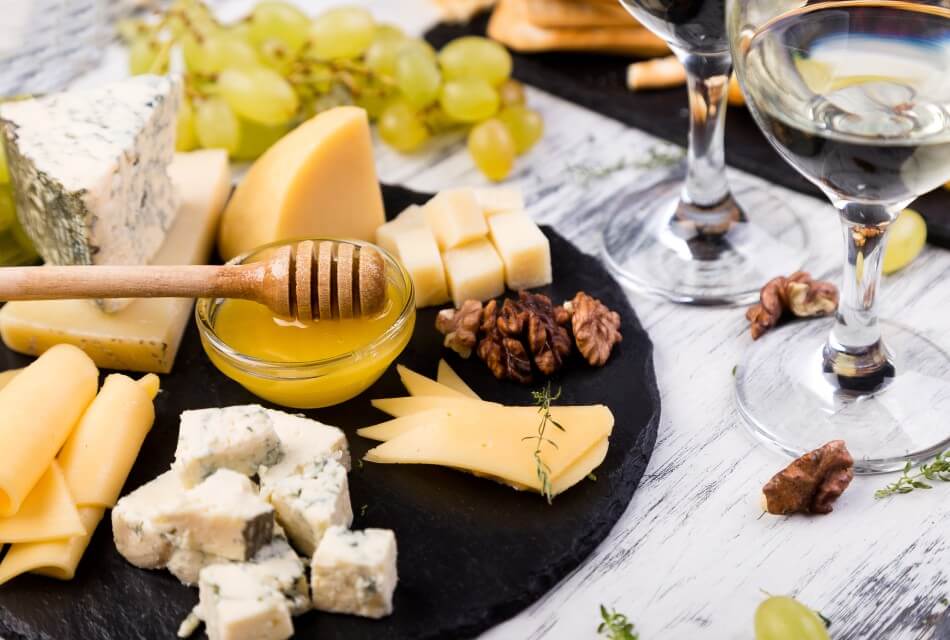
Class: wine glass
728,0,950,471
605,0,809,304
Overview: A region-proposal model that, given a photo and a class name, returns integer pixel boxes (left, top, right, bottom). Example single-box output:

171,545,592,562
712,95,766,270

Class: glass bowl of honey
196,238,415,409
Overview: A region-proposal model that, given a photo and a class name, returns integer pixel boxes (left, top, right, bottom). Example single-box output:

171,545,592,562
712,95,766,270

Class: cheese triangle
436,360,480,399
371,395,498,418
0,462,84,544
357,409,454,442
0,506,104,585
397,365,468,398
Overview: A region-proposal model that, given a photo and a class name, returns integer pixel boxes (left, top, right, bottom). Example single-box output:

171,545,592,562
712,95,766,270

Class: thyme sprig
597,605,639,640
525,383,564,504
567,145,685,184
875,450,950,498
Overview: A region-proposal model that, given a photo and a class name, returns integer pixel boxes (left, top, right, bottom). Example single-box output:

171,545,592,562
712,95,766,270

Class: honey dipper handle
0,263,268,304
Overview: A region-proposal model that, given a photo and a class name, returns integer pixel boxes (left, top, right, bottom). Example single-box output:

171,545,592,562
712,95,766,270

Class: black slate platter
0,184,660,640
425,14,950,249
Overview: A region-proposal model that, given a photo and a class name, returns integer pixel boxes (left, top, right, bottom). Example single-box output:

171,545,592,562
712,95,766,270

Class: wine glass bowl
728,0,950,471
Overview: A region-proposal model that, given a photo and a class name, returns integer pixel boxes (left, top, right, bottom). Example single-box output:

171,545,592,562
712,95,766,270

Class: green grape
0,185,15,232
438,36,512,86
439,78,499,123
883,208,927,274
232,118,289,161
754,596,830,640
129,38,169,75
378,101,429,152
374,23,405,43
467,119,516,181
355,90,390,120
398,38,436,62
116,18,149,44
498,106,543,154
217,68,299,126
183,33,259,74
195,97,241,154
498,79,526,107
309,7,375,60
248,1,310,52
228,21,254,44
0,138,9,184
258,38,293,74
176,97,198,152
395,49,441,108
365,37,403,78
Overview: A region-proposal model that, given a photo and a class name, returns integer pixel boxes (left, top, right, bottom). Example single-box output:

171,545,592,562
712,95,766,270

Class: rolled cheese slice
0,461,84,543
0,507,105,585
0,368,21,392
58,373,160,508
0,344,98,516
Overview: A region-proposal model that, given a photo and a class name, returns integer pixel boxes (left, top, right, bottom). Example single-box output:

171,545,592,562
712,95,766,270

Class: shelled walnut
746,271,838,340
761,440,854,515
435,290,622,383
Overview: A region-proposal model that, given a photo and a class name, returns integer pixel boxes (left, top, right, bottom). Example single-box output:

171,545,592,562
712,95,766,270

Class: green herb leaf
875,450,950,498
597,604,639,640
528,382,563,504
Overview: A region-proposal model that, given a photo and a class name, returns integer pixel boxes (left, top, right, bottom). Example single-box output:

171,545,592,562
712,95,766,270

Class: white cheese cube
262,457,353,557
311,526,398,619
391,227,450,308
423,188,488,250
112,470,183,569
258,410,350,486
155,469,274,561
473,186,524,216
167,547,229,587
374,204,424,256
488,211,552,290
197,563,294,640
173,405,282,487
442,238,505,307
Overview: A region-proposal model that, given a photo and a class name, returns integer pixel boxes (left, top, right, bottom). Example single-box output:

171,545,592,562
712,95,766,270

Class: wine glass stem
678,50,733,209
823,202,896,383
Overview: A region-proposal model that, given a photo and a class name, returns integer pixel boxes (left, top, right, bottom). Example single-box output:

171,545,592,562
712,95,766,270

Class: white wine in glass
730,0,950,471
603,0,809,305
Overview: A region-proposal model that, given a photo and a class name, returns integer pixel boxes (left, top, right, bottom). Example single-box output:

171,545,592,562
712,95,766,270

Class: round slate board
0,185,660,640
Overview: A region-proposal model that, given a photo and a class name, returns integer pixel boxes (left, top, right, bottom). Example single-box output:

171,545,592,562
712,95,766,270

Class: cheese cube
155,469,274,561
173,405,282,487
422,188,488,250
167,547,228,587
197,563,294,640
391,227,450,308
311,526,398,619
442,238,505,307
473,186,524,216
374,204,424,257
261,457,353,557
258,410,350,486
488,211,552,290
112,470,183,569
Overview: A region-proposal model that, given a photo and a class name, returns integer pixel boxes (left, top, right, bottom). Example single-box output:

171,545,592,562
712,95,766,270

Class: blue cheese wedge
173,405,282,487
112,469,182,570
0,75,180,312
258,410,350,486
261,457,353,557
193,563,294,640
155,469,274,561
310,526,398,619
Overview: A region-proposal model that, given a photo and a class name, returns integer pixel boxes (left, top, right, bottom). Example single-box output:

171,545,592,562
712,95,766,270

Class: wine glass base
600,170,809,305
736,318,950,473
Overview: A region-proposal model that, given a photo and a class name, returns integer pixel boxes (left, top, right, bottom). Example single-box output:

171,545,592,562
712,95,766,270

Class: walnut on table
761,440,854,515
746,271,838,340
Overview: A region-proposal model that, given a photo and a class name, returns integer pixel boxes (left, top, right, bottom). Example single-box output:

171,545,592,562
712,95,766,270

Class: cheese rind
311,526,398,619
0,462,85,543
218,106,385,261
1,75,180,312
0,149,231,373
487,211,552,290
392,226,450,308
423,188,488,250
442,238,505,307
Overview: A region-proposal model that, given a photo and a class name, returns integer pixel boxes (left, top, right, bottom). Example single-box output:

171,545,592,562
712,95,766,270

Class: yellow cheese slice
371,395,499,418
357,409,453,442
0,344,98,516
0,506,105,585
397,365,467,398
0,462,84,543
364,404,614,492
58,374,159,508
436,359,480,399
0,368,21,392
551,437,609,496
0,150,231,373
218,106,385,261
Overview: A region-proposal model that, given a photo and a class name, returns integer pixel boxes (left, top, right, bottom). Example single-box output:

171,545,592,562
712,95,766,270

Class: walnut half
761,440,854,515
435,300,483,358
746,272,838,340
564,292,622,366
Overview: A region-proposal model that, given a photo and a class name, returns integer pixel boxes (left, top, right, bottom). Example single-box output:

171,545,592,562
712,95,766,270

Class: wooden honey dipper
0,240,387,321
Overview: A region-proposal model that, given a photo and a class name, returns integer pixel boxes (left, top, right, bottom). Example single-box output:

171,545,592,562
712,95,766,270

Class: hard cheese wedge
357,409,453,442
436,359,480,399
371,395,499,418
218,106,385,261
0,149,231,373
0,506,105,585
396,364,467,398
0,462,84,543
364,404,614,493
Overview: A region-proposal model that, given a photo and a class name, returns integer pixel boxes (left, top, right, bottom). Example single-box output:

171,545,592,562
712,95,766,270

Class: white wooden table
81,2,950,638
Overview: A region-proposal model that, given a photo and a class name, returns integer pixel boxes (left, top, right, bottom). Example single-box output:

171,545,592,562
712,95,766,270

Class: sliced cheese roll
0,507,105,586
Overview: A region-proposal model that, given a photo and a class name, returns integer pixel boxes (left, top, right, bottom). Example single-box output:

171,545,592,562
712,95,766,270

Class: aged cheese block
0,149,231,373
422,188,488,250
473,186,524,216
218,106,385,261
0,75,180,312
374,204,424,257
487,211,552,290
442,238,505,307
436,359,480,399
392,226,450,308
0,462,84,543
0,506,105,585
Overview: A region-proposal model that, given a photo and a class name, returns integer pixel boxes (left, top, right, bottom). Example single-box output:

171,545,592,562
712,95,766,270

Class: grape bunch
120,0,543,181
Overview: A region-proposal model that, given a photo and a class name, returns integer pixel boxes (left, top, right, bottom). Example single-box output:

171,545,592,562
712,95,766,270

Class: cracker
522,0,636,28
